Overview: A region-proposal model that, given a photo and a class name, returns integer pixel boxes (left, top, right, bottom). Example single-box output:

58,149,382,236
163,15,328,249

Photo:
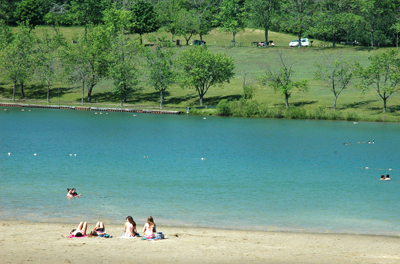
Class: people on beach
93,222,106,235
124,216,138,237
381,175,385,180
386,175,391,181
70,222,87,237
143,216,156,239
67,188,81,198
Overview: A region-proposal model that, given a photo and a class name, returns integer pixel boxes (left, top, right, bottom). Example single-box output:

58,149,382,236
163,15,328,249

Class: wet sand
1,220,400,264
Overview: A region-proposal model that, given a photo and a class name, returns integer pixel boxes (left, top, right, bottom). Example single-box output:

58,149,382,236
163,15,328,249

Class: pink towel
68,234,88,238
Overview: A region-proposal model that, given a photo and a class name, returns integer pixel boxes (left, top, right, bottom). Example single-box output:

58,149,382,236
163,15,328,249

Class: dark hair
88,231,98,237
75,232,83,237
126,216,136,226
381,175,385,178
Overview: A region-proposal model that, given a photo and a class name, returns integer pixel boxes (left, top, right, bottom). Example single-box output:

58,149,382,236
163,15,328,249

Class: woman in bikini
124,216,138,237
143,216,156,239
93,222,106,235
70,222,87,237
67,188,81,198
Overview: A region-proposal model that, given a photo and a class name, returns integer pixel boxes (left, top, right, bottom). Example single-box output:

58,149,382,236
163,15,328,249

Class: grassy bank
1,27,399,122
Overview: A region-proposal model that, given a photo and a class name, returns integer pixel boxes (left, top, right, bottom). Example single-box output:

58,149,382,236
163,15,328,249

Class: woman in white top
143,216,156,239
124,216,137,237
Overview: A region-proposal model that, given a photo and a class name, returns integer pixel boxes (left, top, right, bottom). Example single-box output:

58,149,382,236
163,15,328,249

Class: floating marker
201,158,206,160
100,112,102,115
203,117,206,119
95,112,98,114
74,154,77,156
365,167,369,169
21,109,24,111
34,153,37,156
389,168,392,171
70,154,73,156
7,152,11,155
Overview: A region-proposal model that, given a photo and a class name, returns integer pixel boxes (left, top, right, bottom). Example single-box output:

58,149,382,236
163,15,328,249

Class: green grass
1,26,400,121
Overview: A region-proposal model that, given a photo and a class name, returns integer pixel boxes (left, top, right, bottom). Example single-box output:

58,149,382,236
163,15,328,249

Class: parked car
289,38,309,47
193,40,206,45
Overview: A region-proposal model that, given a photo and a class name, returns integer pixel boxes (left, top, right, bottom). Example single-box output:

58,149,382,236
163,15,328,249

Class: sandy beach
1,220,399,264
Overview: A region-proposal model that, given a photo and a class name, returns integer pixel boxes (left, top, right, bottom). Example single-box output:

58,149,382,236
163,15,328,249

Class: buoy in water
7,152,11,155
34,153,37,156
365,167,369,169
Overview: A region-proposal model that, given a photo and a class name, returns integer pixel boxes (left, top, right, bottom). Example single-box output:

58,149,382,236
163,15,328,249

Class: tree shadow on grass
164,93,198,105
292,100,317,107
272,100,317,108
342,100,378,109
202,94,242,105
26,85,74,100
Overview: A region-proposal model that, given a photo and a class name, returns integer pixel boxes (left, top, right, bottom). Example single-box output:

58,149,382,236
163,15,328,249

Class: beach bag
155,232,164,239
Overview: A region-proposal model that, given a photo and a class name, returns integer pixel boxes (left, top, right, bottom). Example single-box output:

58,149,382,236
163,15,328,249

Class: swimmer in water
67,188,81,198
380,175,385,180
386,175,391,181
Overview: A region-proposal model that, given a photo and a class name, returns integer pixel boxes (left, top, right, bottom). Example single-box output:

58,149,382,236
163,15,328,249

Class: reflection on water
0,107,399,235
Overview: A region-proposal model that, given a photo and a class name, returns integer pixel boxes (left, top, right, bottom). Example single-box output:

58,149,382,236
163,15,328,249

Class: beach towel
119,234,138,239
68,234,88,238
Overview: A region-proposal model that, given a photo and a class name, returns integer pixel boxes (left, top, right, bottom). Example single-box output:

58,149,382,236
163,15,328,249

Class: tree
43,2,69,31
355,49,400,113
14,0,43,31
281,0,315,48
104,8,141,106
260,50,308,109
246,0,279,47
356,0,391,48
0,19,13,50
61,26,109,103
127,0,160,44
35,28,65,103
1,26,35,101
68,0,110,37
146,38,176,109
311,0,357,47
314,53,353,111
188,0,216,41
178,45,235,106
214,0,246,46
175,9,198,45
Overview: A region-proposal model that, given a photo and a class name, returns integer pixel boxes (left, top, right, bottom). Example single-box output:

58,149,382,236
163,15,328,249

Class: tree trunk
232,32,235,46
81,81,85,105
12,81,16,101
332,31,336,48
371,29,374,48
298,32,302,48
383,97,387,113
199,94,203,106
285,93,289,109
160,89,164,109
334,96,337,111
20,82,24,99
47,80,50,103
87,83,94,102
264,27,268,47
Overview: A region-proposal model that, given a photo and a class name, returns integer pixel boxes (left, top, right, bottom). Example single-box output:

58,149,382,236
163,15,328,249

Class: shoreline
1,220,400,263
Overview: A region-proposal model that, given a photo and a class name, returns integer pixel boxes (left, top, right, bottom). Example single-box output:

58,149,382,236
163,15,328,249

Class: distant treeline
1,0,400,48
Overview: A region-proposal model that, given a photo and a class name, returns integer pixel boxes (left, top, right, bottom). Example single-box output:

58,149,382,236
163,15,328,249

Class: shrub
286,107,308,119
312,106,326,120
245,100,260,117
216,99,232,116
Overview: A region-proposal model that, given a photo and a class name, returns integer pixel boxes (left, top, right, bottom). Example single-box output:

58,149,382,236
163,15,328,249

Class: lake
0,107,399,235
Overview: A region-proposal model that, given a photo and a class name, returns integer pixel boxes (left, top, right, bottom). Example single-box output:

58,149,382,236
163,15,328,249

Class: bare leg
93,222,100,230
99,222,104,229
82,222,87,234
77,222,84,231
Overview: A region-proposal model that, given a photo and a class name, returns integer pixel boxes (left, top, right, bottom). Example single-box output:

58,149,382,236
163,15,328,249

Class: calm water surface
0,107,399,235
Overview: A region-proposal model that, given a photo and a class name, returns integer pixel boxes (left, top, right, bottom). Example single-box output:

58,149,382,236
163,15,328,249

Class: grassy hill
1,26,399,122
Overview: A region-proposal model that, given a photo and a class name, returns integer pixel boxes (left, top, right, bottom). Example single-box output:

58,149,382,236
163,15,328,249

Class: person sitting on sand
386,175,391,181
93,222,106,235
67,188,81,198
381,175,385,180
124,216,138,237
70,222,87,237
143,216,156,239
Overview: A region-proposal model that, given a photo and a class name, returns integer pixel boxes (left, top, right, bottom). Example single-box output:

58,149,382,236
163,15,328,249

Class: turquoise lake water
0,107,399,235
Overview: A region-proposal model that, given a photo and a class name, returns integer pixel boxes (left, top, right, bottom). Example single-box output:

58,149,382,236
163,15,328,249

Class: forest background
1,0,400,122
